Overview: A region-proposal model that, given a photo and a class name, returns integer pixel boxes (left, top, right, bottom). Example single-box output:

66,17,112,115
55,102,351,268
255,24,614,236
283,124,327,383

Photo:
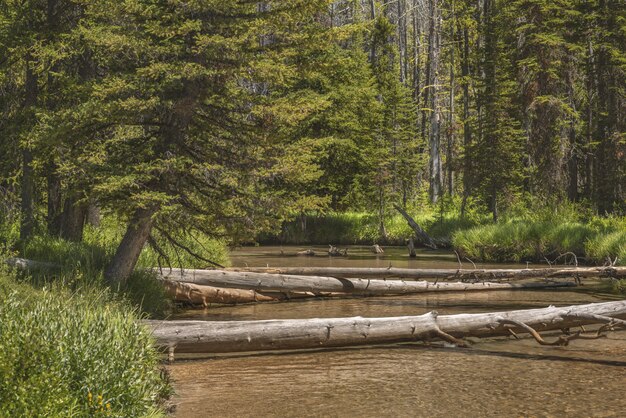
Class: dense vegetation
0,1,624,412
0,264,170,416
1,0,625,281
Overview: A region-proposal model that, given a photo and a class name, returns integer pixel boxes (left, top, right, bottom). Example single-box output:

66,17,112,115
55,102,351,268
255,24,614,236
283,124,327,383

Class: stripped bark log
147,300,626,354
159,269,574,296
162,279,337,306
393,203,438,249
227,266,626,281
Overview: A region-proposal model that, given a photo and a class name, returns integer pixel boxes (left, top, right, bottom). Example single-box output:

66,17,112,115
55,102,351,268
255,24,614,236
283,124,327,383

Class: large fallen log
162,280,337,306
227,266,626,281
148,300,626,354
160,269,574,296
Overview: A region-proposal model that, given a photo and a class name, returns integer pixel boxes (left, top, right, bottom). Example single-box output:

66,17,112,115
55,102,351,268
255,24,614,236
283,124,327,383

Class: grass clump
0,273,170,417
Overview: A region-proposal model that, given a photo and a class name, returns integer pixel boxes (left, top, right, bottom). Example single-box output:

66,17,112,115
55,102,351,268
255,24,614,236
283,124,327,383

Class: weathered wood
328,245,347,256
160,269,574,296
147,300,626,354
5,257,60,271
393,203,438,249
228,266,626,281
162,279,336,306
162,280,279,305
371,244,384,254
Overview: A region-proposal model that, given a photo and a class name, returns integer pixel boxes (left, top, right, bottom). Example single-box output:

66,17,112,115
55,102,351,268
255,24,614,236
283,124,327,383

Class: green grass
260,207,484,245
452,215,626,265
4,215,231,317
0,272,171,417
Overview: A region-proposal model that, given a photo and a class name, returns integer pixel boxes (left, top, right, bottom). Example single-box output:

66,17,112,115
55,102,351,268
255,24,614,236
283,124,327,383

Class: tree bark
46,167,62,236
104,207,156,283
59,195,87,242
159,269,574,296
148,300,626,354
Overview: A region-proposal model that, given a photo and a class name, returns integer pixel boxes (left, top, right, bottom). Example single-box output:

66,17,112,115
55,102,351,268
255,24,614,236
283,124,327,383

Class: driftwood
407,238,417,258
228,266,626,281
328,245,347,256
159,269,574,296
371,244,384,254
393,203,438,249
148,300,626,354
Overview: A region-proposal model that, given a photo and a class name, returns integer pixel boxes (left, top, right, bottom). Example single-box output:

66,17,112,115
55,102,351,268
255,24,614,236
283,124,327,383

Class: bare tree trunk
393,203,438,249
427,0,442,203
446,0,457,196
104,207,156,283
148,300,626,354
460,26,471,216
20,55,38,241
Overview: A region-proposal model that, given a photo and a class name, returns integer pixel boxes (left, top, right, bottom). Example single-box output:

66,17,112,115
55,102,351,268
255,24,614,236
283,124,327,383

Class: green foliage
0,274,170,417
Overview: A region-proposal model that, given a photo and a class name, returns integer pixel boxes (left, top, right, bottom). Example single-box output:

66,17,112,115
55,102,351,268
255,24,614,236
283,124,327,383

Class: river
167,246,626,417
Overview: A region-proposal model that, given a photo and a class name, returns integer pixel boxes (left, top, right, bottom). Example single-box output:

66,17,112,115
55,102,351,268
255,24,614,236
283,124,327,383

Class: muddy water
168,247,626,417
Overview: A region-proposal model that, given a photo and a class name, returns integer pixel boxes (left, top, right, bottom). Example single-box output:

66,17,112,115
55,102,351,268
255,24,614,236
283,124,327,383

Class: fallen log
162,280,279,305
148,300,626,354
393,203,438,249
227,266,626,281
162,280,337,306
5,257,60,271
160,269,574,296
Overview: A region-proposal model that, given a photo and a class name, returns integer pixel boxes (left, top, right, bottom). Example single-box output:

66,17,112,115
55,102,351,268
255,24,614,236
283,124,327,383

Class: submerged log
160,269,574,296
228,266,626,281
148,300,626,354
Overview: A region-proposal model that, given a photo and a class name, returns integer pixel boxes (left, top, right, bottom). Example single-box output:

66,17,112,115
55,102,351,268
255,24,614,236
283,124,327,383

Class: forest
0,0,625,416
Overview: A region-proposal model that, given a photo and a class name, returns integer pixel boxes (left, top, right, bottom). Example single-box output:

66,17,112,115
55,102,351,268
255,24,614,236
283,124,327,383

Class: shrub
0,274,170,417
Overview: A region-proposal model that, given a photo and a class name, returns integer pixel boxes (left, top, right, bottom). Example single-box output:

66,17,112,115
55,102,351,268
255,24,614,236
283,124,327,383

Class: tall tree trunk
460,26,471,215
427,0,442,203
104,207,156,284
20,55,38,241
446,0,456,196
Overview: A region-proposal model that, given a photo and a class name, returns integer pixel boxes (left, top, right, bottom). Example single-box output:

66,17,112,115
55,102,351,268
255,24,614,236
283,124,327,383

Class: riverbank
258,207,626,268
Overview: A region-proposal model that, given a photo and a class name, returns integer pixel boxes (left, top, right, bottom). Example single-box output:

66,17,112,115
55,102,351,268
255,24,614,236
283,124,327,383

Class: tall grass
260,206,485,245
2,215,231,317
0,273,170,417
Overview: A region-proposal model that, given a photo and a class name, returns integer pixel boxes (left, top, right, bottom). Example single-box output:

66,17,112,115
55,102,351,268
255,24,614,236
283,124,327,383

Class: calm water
168,246,626,417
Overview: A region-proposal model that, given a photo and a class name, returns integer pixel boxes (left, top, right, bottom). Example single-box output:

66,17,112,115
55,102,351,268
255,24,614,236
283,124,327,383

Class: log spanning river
167,246,626,417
